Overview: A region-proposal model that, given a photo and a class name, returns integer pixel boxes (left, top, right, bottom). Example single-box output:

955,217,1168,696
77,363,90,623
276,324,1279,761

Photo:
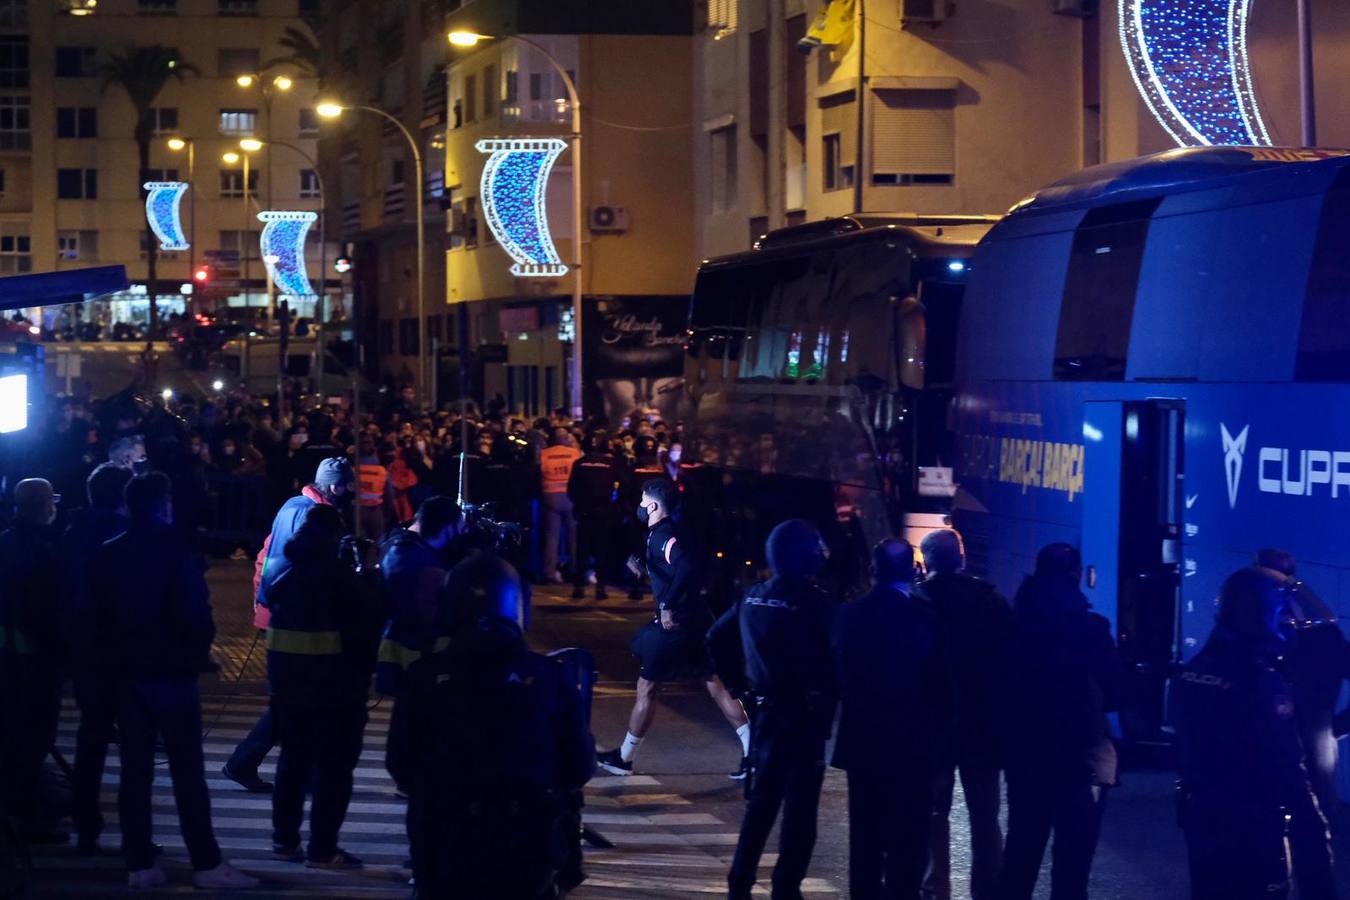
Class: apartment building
321,0,695,417
8,0,326,328
694,0,1350,260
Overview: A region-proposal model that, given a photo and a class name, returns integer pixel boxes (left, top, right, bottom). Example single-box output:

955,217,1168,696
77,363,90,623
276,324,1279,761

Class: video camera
461,502,523,554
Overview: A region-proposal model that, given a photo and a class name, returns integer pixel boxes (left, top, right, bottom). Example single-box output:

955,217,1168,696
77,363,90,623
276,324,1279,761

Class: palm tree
100,45,197,377
268,25,321,82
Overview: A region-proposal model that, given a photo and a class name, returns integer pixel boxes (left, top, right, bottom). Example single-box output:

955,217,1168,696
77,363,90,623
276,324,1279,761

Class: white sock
620,731,644,763
736,722,751,757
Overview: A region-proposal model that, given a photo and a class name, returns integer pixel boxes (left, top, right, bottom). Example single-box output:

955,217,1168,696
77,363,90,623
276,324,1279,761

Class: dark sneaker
221,764,273,794
272,843,304,863
570,587,586,600
729,756,750,781
596,748,633,776
307,849,363,870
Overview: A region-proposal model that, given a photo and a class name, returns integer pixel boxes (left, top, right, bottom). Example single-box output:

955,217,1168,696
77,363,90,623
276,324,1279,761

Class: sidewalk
531,581,656,614
204,557,268,691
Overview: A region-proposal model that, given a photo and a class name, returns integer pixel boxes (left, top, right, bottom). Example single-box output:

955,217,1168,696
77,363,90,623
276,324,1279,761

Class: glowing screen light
0,373,27,434
143,181,191,251
476,138,569,277
256,211,317,297
1119,0,1271,147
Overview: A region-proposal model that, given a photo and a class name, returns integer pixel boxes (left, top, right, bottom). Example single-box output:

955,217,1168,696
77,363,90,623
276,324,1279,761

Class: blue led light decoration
476,138,569,277
256,211,317,298
1119,0,1271,147
143,181,190,251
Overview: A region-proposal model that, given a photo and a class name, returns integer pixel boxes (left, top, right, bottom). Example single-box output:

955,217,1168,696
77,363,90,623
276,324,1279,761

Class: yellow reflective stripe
377,638,421,670
266,628,343,655
0,625,33,655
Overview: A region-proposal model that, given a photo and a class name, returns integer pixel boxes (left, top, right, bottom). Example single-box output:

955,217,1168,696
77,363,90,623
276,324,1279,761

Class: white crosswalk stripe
35,693,840,897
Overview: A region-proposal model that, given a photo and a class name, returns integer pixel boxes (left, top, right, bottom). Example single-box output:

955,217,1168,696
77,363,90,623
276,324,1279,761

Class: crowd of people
1,382,1347,899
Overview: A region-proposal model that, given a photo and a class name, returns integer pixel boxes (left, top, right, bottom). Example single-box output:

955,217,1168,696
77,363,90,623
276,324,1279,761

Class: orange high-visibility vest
539,446,582,494
356,464,388,507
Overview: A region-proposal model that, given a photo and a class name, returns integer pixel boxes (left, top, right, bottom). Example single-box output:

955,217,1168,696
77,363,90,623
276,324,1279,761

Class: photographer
375,496,467,697
265,505,384,869
387,555,595,899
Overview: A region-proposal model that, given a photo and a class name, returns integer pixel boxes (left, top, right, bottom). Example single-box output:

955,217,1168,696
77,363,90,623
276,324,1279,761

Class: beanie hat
766,518,825,578
314,456,354,487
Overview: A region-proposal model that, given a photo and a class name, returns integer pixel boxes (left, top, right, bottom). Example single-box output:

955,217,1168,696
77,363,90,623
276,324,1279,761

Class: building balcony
341,200,361,239
383,183,406,220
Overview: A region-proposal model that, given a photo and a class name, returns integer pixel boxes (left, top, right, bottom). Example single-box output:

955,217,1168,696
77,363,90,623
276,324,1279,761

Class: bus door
1081,399,1184,747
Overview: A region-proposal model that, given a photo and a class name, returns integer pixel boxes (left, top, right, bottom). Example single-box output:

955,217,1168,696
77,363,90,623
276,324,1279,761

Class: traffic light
194,264,211,283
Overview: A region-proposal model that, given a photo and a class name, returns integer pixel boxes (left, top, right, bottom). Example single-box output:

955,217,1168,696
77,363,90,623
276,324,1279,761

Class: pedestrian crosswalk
35,692,843,897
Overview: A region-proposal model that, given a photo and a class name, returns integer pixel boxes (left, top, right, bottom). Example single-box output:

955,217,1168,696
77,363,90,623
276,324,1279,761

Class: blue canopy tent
0,266,129,311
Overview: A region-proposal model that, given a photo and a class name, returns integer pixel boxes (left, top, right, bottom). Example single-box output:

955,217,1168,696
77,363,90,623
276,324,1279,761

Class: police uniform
1172,629,1331,900
567,450,622,597
374,528,452,697
713,569,837,899
632,517,711,681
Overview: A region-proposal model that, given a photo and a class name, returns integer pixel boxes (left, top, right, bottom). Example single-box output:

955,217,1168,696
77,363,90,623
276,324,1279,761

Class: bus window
918,279,963,387
1295,175,1350,381
740,254,824,381
1054,198,1161,380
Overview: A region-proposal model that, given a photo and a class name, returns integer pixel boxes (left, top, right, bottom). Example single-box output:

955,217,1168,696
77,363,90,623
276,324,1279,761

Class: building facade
322,0,695,419
8,0,327,331
694,0,1350,261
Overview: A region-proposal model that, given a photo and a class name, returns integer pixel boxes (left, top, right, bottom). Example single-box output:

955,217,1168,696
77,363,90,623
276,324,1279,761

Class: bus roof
1011,146,1350,215
699,214,997,271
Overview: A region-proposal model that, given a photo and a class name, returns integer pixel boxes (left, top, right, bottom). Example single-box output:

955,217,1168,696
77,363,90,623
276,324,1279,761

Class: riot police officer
1171,567,1336,900
708,519,837,900
386,555,595,899
567,431,622,600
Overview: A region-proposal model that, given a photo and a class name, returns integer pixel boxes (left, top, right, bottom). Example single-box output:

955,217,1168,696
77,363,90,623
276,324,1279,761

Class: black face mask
636,503,651,526
131,458,151,476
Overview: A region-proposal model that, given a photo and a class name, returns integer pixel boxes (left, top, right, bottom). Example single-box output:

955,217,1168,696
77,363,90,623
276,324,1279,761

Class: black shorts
629,617,713,683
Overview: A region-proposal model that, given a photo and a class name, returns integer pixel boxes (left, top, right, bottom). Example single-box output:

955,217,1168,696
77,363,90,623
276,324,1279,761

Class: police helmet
443,553,525,632
1216,567,1293,646
766,519,826,578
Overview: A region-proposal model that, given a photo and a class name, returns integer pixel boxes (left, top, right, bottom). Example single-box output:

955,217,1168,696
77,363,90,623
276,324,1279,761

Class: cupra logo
1221,423,1249,509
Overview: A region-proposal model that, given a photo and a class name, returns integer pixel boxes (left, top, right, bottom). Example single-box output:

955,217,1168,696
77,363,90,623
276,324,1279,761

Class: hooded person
708,518,839,900
386,555,595,899
1172,567,1338,900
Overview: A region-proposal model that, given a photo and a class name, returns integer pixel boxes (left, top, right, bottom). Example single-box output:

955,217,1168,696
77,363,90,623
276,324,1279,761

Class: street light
236,74,255,88
237,68,296,283
315,100,428,410
272,75,293,92
239,137,263,153
447,30,585,418
165,135,196,309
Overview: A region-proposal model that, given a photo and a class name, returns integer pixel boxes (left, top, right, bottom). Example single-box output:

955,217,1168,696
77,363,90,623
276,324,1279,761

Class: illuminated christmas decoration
256,211,316,297
476,138,569,277
143,181,190,251
1118,0,1271,147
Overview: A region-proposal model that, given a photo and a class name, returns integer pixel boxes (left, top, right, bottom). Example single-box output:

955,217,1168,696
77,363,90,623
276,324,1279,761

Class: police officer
833,539,951,900
225,457,356,794
265,504,384,869
708,519,837,900
567,430,622,601
597,477,751,777
1172,567,1338,900
375,496,466,697
0,478,66,843
620,443,665,600
386,555,596,899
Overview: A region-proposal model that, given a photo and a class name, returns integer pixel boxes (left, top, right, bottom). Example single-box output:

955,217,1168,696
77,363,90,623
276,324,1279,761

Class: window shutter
819,93,855,166
871,89,954,176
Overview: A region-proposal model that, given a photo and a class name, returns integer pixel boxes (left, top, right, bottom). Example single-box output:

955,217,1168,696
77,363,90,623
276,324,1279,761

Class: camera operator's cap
315,456,355,488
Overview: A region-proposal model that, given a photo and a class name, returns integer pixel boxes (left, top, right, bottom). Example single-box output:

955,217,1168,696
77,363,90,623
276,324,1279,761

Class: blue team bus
682,214,996,596
952,147,1350,772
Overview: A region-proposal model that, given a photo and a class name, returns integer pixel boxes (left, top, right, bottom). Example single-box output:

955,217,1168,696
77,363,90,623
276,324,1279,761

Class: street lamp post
238,73,295,323
448,30,585,419
853,0,867,216
166,136,195,312
224,144,261,318
316,102,427,411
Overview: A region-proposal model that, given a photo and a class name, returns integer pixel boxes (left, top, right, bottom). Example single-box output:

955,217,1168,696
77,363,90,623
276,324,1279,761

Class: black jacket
386,620,595,796
832,585,952,774
0,519,63,679
88,520,215,680
914,571,1012,766
567,451,621,513
1172,628,1319,820
707,574,837,706
998,573,1124,781
61,508,128,671
646,518,702,623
